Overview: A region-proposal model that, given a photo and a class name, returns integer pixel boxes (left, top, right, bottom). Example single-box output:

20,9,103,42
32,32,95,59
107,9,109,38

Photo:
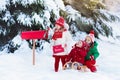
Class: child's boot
90,66,97,72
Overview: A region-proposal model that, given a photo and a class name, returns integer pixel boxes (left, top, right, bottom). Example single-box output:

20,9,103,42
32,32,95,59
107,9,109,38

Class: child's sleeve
93,42,100,60
93,47,100,60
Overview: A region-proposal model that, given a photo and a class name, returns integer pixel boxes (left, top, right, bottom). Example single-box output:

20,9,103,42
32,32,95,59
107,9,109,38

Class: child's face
55,24,61,30
85,36,92,44
55,24,65,32
76,41,83,47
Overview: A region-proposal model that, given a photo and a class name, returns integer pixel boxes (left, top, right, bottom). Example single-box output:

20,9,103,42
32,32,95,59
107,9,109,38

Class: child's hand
90,55,94,60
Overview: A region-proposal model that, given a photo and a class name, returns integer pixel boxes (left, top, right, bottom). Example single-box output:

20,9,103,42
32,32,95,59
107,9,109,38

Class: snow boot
90,66,97,72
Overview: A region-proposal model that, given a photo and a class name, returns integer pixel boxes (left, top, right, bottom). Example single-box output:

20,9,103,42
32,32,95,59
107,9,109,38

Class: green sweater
85,41,99,60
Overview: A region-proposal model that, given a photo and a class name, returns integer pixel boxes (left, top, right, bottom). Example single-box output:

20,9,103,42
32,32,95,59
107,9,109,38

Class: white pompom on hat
87,30,95,42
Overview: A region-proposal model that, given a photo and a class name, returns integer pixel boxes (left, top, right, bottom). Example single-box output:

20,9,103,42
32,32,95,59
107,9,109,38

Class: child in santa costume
65,40,89,69
85,30,100,72
52,17,73,72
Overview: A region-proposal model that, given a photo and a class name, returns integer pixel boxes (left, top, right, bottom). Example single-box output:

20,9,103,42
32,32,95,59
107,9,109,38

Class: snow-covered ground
0,0,120,80
0,38,120,80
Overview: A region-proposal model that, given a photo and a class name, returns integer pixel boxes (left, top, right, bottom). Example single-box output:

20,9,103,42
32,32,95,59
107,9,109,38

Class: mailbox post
21,30,46,65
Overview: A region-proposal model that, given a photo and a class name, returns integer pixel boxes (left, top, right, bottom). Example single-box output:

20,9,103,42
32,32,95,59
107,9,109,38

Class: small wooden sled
62,62,72,70
72,62,88,72
63,62,88,72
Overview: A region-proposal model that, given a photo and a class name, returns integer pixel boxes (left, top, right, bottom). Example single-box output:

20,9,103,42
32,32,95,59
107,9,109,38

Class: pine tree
0,0,60,52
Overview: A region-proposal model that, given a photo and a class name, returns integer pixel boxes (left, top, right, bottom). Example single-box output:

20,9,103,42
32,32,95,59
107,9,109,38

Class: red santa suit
66,41,89,65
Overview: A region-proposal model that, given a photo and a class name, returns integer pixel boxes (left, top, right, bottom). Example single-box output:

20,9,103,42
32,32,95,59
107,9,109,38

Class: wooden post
32,39,36,65
21,30,46,65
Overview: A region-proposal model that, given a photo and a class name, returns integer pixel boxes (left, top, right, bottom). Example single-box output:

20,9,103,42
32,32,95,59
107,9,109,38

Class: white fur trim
88,34,95,42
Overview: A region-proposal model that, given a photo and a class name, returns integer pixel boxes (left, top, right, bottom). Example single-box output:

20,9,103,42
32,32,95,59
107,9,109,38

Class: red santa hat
87,30,95,42
55,17,65,27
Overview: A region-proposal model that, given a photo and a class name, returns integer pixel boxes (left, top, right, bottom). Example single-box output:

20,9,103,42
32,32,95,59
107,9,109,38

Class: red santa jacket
66,41,89,64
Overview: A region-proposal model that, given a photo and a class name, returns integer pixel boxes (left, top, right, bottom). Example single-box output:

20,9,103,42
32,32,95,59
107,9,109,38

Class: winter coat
66,43,88,64
85,41,99,60
52,30,73,56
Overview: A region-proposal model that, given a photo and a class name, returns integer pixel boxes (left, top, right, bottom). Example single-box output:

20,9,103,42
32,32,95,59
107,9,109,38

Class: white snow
11,0,36,6
12,35,22,45
17,12,32,26
0,0,8,11
54,0,65,10
0,0,120,80
0,35,120,80
105,21,120,38
0,0,64,28
32,13,43,25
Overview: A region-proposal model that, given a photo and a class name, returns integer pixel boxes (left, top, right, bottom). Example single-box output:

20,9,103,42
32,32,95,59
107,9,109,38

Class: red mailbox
21,30,47,65
21,30,46,39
